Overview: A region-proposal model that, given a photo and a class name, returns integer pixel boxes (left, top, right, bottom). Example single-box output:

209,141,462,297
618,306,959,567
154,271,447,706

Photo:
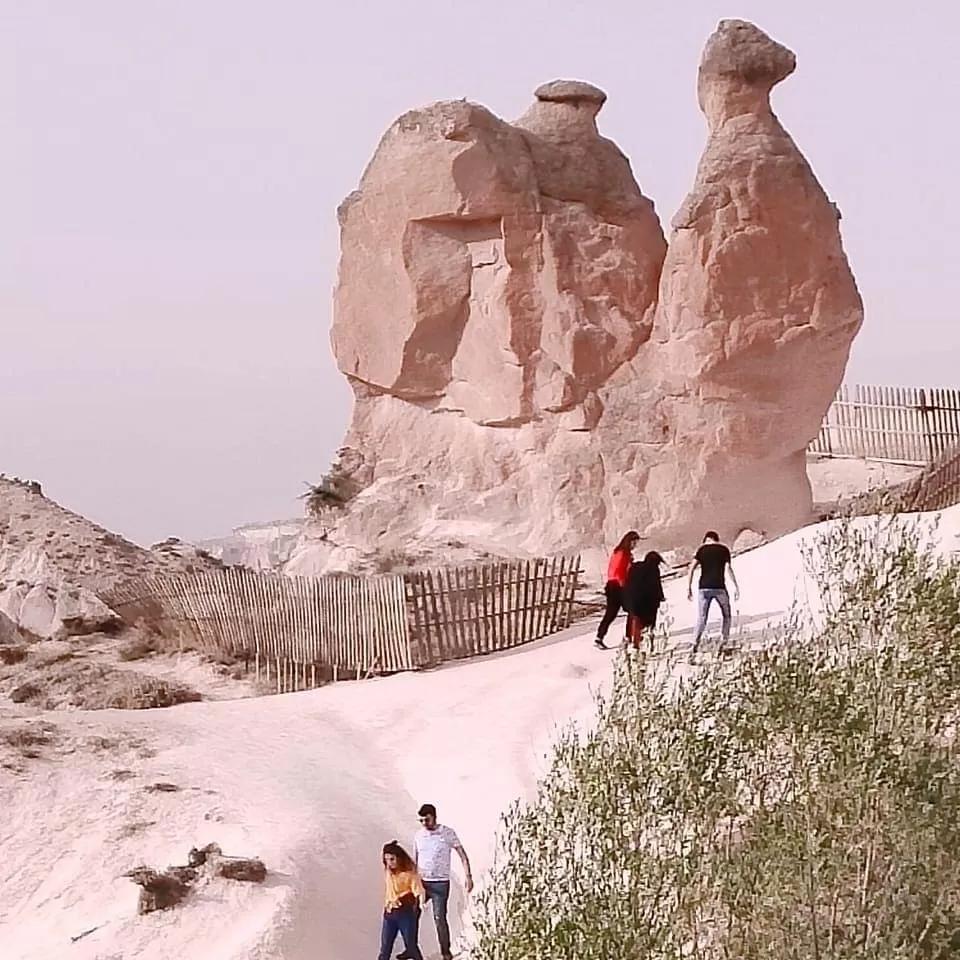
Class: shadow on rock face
311,18,863,577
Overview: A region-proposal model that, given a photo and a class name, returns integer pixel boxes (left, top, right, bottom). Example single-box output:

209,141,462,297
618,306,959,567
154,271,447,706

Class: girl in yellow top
379,841,426,960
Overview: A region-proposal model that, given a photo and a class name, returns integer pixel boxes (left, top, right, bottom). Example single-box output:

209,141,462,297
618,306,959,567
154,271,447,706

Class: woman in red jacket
595,530,640,649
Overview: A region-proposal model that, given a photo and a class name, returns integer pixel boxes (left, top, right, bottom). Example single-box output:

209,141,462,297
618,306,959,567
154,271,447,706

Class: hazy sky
3,2,958,546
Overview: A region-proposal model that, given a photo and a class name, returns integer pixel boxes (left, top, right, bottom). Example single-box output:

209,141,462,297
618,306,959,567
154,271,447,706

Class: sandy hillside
0,477,217,594
0,478,252,712
3,505,959,960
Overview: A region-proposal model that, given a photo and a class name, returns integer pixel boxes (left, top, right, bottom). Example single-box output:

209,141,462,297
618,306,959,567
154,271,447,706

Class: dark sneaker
396,953,411,960
594,637,608,650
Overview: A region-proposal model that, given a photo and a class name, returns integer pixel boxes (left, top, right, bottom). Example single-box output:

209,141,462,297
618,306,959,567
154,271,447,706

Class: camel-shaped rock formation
294,19,864,576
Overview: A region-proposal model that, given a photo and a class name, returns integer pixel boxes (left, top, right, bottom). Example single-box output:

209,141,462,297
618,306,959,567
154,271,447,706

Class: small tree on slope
471,513,960,960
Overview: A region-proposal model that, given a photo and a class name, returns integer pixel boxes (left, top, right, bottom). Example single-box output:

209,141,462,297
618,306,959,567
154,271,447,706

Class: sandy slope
806,454,922,506
3,507,960,960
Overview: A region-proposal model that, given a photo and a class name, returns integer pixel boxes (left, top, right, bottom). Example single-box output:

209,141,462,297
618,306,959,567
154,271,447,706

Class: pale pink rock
314,20,864,577
634,18,864,547
331,87,666,426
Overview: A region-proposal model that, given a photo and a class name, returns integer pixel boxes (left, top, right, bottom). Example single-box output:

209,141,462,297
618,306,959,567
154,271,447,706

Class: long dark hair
642,550,664,565
382,840,416,872
614,530,641,554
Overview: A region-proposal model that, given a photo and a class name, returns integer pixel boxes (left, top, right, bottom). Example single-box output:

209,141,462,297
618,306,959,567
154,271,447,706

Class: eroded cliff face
331,80,666,430
305,19,863,576
596,18,865,551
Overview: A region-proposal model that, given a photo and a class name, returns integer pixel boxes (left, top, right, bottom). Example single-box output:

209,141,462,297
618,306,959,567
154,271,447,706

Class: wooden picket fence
102,556,581,693
909,443,960,512
810,384,960,464
404,555,579,666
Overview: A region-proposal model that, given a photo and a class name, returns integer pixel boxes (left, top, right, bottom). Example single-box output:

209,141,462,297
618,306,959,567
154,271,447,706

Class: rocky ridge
0,477,250,711
0,476,217,639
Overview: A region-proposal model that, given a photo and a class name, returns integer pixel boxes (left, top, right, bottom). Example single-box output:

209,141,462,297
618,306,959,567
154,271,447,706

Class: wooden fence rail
910,443,960,513
810,384,960,464
405,555,579,666
102,556,581,693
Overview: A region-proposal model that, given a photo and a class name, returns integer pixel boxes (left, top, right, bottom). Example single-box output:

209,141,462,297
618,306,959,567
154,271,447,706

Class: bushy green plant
471,513,960,960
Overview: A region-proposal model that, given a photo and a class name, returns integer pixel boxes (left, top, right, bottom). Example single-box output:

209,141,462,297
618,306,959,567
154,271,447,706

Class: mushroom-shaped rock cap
534,79,608,107
699,19,796,87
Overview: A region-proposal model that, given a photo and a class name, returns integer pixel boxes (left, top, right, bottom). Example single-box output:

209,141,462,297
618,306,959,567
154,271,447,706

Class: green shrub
471,513,960,960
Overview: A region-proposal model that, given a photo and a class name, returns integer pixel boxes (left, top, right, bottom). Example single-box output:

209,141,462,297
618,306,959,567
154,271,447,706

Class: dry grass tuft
6,659,201,710
145,781,180,793
0,719,59,769
0,720,57,751
0,645,28,665
118,636,160,662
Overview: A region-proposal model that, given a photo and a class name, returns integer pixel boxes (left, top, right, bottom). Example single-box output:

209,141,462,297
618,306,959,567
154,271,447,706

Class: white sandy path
3,507,960,960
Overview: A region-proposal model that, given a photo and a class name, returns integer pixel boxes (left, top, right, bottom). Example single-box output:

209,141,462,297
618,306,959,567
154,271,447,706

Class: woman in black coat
623,551,666,649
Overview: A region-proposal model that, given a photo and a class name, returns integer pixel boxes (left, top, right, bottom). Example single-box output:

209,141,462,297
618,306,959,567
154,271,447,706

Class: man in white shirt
400,802,473,960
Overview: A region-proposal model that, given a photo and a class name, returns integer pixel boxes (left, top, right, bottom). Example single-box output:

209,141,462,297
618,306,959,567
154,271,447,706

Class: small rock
145,782,180,793
733,529,765,553
187,842,222,866
189,841,267,882
31,639,73,666
10,682,41,704
124,867,190,914
124,843,268,916
217,857,267,883
0,612,25,645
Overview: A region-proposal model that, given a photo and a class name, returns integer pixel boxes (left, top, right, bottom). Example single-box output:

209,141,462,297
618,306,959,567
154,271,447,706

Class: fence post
919,389,935,463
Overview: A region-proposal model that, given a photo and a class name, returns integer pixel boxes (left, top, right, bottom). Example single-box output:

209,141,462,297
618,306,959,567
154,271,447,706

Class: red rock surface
313,19,863,575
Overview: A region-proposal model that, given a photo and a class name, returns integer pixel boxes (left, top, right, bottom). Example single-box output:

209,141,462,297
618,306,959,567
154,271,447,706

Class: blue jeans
424,880,452,958
693,588,731,645
379,903,423,960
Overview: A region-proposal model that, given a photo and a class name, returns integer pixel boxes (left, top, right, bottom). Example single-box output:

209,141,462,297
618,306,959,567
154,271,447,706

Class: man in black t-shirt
686,530,740,651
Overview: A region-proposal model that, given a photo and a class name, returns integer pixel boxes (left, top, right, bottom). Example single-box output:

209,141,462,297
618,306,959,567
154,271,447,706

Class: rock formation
125,843,266,915
599,19,864,550
304,19,863,577
332,79,665,429
0,477,219,638
0,611,25,645
196,519,306,571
